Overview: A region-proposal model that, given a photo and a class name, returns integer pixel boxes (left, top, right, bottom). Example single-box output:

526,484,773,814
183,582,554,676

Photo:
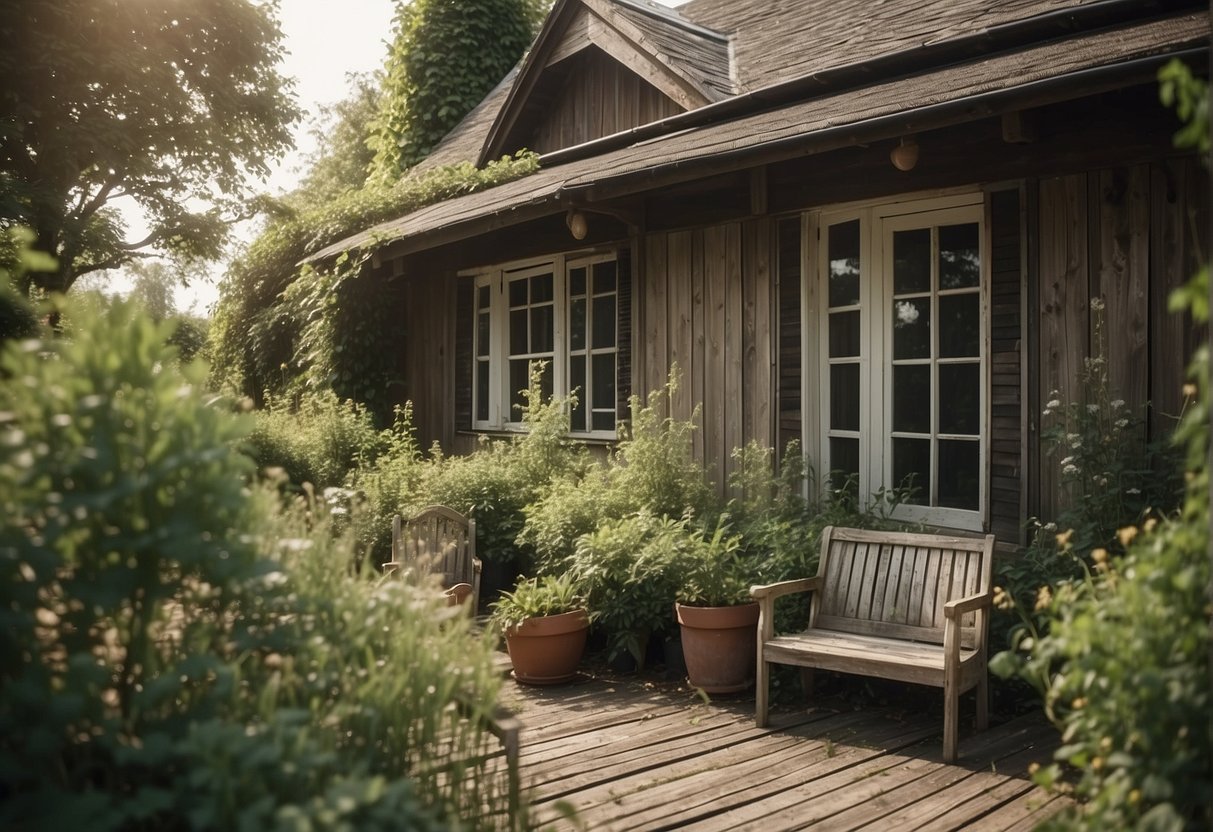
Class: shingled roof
312,0,1207,263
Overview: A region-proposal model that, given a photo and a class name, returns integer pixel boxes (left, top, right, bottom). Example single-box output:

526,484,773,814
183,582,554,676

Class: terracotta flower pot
505,609,589,685
675,601,760,693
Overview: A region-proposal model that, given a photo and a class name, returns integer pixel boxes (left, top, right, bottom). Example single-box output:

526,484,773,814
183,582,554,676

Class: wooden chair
384,505,482,614
751,526,995,762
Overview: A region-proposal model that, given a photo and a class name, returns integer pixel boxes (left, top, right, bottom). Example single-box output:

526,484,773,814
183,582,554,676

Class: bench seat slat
764,631,984,687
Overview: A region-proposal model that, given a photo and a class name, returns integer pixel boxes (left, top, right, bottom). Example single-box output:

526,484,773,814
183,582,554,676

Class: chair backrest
392,505,480,610
809,526,994,647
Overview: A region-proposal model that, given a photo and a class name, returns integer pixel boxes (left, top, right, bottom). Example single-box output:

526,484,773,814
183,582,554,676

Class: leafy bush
491,573,586,633
245,389,389,490
0,298,518,829
520,376,715,574
567,512,707,667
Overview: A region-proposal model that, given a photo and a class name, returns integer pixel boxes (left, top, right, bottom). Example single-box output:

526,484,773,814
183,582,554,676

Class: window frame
467,249,619,439
807,192,989,531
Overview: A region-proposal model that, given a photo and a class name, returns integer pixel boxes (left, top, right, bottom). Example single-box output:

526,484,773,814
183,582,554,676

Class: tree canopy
368,0,546,179
0,0,300,295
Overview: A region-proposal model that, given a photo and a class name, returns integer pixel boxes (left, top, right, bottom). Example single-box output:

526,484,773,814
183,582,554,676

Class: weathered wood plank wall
637,220,775,495
1034,159,1206,523
531,48,681,155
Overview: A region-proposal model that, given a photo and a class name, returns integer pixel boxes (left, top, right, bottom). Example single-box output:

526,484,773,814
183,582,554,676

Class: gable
478,0,731,164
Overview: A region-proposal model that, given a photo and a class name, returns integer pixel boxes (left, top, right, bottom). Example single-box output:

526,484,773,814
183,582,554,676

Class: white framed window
470,252,619,437
809,193,987,530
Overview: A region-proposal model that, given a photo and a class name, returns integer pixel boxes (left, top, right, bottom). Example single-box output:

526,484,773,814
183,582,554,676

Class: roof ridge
608,0,729,42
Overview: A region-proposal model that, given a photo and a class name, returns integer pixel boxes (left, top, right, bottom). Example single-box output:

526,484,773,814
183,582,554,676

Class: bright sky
117,0,681,315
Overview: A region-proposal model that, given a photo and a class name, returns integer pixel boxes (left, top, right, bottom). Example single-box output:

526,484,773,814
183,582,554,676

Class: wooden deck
501,672,1068,831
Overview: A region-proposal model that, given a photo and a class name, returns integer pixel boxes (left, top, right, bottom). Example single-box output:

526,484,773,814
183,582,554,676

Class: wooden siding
638,221,775,494
529,47,682,156
988,188,1024,545
1033,160,1207,523
776,217,803,463
616,248,633,422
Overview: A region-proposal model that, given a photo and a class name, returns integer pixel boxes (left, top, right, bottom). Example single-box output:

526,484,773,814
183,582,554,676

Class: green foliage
368,0,542,178
166,314,209,364
0,298,516,829
672,516,750,608
0,228,51,343
519,375,715,573
246,390,389,490
209,151,539,412
0,0,299,294
296,72,382,204
1159,59,1210,155
565,512,696,667
491,573,585,633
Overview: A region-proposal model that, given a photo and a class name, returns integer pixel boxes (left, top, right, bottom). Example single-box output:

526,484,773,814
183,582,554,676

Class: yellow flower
1034,586,1053,611
1117,526,1138,548
1072,697,1087,709
1128,790,1141,804
1092,548,1108,564
1055,529,1074,548
1091,756,1103,771
1144,517,1158,533
1028,762,1040,776
993,586,1014,611
1183,382,1197,398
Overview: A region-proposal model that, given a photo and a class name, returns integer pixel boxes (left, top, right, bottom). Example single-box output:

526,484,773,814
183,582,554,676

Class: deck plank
501,675,1071,831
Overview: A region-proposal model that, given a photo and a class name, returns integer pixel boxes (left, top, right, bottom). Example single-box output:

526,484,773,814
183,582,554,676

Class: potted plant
492,574,589,685
674,519,759,694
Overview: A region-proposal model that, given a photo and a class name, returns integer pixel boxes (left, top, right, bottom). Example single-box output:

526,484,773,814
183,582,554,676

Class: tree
0,0,300,296
294,72,382,205
368,0,544,179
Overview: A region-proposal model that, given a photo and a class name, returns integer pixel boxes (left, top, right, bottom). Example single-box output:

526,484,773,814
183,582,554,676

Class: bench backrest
392,505,479,603
809,526,994,647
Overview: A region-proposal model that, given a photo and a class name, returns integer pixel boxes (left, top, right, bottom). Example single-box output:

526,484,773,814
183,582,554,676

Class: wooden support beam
1001,111,1037,144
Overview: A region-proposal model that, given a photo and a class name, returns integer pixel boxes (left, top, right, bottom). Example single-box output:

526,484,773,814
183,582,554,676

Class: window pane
828,310,860,358
593,261,616,294
570,356,586,431
477,284,490,309
830,363,860,431
570,298,586,351
592,410,615,432
892,437,931,505
938,439,979,509
531,273,553,303
892,298,930,360
939,293,979,358
476,312,490,357
530,305,553,353
829,437,859,494
592,295,616,349
476,363,489,422
508,278,527,307
828,220,860,308
509,359,528,417
893,228,931,294
569,267,586,297
509,309,526,354
592,353,615,413
538,360,553,403
938,363,980,435
893,364,930,434
939,223,979,289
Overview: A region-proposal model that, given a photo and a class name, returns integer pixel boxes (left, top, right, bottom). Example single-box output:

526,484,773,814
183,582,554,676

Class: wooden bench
751,526,994,762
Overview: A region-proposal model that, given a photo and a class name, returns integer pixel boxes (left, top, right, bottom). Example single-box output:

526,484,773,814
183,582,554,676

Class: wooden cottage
316,0,1209,544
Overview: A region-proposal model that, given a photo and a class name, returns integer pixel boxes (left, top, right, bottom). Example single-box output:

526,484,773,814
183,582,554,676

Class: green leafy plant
0,296,520,829
491,573,586,633
674,517,751,608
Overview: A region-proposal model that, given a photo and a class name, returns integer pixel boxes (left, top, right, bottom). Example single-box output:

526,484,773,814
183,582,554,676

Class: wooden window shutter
616,248,632,424
454,276,474,432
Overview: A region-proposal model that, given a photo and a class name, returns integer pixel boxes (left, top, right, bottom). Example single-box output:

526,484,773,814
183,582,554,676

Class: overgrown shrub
245,389,389,490
0,298,517,829
520,376,715,574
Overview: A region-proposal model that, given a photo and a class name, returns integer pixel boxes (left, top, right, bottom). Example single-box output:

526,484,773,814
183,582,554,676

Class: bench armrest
750,576,822,601
943,591,992,619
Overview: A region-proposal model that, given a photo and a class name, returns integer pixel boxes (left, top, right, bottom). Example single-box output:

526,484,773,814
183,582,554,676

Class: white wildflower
1063,464,1079,475
1086,404,1100,414
1060,456,1074,466
1090,297,1106,311
1114,418,1129,429
895,300,920,325
1111,399,1125,409
1045,398,1061,410
1126,487,1141,495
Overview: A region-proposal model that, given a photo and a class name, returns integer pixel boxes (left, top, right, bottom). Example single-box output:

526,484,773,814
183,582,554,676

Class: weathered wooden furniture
751,526,995,762
384,505,482,614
